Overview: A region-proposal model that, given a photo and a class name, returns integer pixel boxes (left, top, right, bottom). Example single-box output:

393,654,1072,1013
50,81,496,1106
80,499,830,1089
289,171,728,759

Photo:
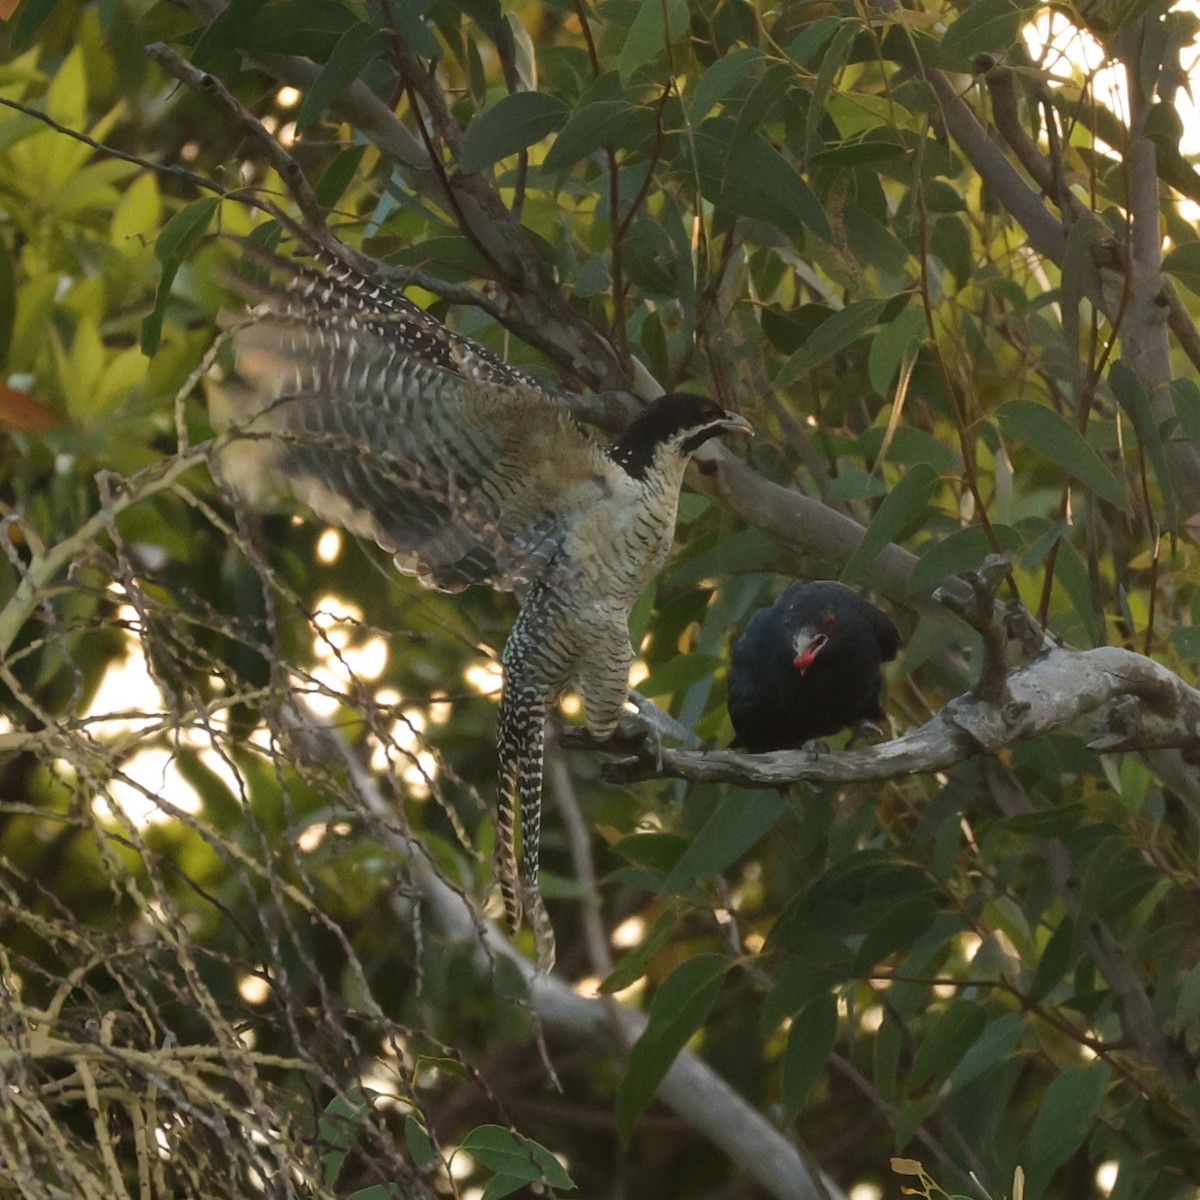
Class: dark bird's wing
213,264,614,595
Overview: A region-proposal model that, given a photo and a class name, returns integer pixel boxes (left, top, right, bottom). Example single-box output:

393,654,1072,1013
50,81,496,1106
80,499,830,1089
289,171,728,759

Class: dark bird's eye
826,613,837,628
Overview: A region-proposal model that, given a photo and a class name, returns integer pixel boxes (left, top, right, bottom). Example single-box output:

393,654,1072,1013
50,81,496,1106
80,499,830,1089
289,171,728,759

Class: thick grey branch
593,643,1200,788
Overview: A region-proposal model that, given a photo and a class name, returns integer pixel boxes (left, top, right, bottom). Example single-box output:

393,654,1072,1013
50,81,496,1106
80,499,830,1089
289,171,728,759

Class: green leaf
1029,918,1077,1003
348,1187,405,1200
1110,360,1176,532
805,21,858,156
618,0,689,83
693,118,831,242
600,907,681,994
297,22,387,131
1172,961,1200,1031
9,0,59,52
459,92,568,172
404,1116,437,1170
480,1177,525,1200
1027,1064,1110,1166
910,1003,989,1089
315,144,368,207
809,141,908,168
768,854,938,955
906,524,1023,595
458,1125,574,1188
841,463,939,583
243,0,359,57
775,299,889,389
635,653,723,698
617,954,732,1141
141,197,219,356
687,47,763,123
945,1011,1024,1093
1171,626,1200,658
997,399,1132,515
611,832,686,872
999,804,1087,837
781,994,838,1116
941,0,1027,66
785,16,841,66
318,1088,372,1186
0,236,14,366
662,789,785,892
545,100,643,171
1162,240,1200,298
855,894,942,968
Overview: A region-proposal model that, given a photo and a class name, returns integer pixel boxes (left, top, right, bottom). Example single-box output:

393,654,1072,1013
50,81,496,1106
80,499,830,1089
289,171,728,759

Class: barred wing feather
218,312,611,594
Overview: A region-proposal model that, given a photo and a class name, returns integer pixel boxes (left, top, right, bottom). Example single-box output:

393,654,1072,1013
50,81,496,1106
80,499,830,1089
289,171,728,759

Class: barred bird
729,581,900,753
214,244,752,972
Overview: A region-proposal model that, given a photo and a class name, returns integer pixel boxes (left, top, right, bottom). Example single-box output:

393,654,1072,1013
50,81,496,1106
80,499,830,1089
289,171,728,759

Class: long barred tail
496,682,556,973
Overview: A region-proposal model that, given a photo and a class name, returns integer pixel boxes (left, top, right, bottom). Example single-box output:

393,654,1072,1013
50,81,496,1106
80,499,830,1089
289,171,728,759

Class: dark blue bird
728,581,901,753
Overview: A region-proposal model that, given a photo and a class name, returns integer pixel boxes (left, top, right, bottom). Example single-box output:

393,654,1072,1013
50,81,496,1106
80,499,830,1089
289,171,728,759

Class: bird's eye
825,614,837,628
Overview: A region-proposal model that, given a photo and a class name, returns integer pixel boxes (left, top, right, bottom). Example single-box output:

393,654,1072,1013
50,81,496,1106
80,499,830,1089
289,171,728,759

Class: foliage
3,0,1200,1198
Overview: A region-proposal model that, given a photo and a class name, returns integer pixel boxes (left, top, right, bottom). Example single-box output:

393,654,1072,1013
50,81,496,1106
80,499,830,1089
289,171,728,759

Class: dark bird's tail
496,682,556,973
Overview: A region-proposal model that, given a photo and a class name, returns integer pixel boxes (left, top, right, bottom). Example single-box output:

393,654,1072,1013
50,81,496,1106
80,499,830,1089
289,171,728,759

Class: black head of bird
610,392,753,478
215,240,753,972
728,581,900,754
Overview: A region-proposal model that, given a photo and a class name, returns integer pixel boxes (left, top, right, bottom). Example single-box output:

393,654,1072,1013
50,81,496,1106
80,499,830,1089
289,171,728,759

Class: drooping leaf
318,1088,372,1187
459,91,568,171
9,0,58,52
635,653,723,699
841,463,939,583
940,0,1028,66
1027,1064,1111,1166
1110,360,1177,532
687,47,763,123
404,1116,437,1170
0,234,14,365
297,22,387,131
141,196,219,356
617,954,732,1141
997,399,1132,515
775,299,889,390
544,99,647,171
906,524,1023,595
693,118,831,242
1028,918,1078,1003
600,907,681,994
909,1003,988,1088
781,994,838,1116
458,1125,574,1189
618,0,689,83
315,144,369,207
944,1012,1024,1093
1162,239,1200,297
662,789,785,893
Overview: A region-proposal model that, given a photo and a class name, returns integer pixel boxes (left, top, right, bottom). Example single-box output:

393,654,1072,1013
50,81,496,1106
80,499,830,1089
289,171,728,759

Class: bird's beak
718,413,754,437
792,631,828,674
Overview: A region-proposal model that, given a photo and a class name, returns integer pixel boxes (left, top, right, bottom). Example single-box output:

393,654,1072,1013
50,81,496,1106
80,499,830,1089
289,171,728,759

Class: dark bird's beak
792,631,828,674
718,413,754,437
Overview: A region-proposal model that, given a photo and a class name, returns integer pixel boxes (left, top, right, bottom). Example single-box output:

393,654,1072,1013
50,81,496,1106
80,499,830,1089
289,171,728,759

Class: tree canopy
3,0,1200,1198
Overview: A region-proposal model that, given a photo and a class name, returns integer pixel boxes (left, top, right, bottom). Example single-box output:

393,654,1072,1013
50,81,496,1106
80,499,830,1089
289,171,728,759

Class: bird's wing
214,301,615,594
866,603,902,661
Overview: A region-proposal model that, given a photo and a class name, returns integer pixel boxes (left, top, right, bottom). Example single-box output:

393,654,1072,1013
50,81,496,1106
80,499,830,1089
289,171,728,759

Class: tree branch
320,722,841,1200
580,640,1200,789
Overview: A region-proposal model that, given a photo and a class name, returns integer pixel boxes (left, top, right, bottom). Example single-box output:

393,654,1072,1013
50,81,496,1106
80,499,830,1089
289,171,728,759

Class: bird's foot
626,690,703,750
845,719,886,748
803,739,831,761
